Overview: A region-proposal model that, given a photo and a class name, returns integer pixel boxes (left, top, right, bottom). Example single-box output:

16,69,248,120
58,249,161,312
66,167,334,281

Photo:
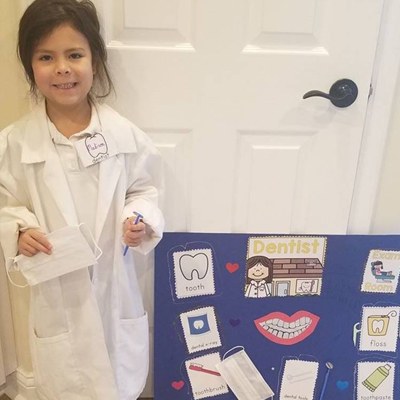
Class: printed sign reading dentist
246,236,327,297
74,132,118,167
173,248,216,299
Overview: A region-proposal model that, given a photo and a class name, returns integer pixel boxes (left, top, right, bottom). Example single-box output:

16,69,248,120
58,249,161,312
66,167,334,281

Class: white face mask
9,224,101,287
215,347,274,400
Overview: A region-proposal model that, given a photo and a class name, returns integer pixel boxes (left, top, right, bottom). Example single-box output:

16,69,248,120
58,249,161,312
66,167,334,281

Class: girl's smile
53,82,78,89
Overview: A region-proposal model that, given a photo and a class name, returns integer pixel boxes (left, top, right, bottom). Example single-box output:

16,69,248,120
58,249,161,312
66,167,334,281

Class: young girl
0,0,164,399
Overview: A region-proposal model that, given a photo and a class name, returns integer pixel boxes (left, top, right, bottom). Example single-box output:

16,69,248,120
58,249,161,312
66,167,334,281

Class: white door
94,0,383,395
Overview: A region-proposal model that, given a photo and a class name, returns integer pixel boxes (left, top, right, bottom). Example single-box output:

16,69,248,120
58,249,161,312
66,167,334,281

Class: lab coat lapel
21,107,79,227
90,103,138,241
95,146,122,241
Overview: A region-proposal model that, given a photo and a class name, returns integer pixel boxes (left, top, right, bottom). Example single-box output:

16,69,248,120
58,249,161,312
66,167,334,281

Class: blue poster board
154,233,400,399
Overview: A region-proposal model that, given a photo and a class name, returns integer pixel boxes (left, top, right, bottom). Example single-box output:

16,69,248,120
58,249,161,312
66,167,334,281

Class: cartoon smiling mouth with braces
254,310,320,345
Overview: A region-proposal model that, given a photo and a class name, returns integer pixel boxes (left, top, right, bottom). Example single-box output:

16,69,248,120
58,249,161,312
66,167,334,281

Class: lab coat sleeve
122,128,165,255
0,129,40,269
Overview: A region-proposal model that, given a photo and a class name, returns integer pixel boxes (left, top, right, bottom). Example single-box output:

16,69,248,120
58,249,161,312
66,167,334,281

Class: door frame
348,0,400,233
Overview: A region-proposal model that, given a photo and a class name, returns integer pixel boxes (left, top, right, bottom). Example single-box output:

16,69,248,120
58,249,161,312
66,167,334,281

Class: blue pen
123,212,143,256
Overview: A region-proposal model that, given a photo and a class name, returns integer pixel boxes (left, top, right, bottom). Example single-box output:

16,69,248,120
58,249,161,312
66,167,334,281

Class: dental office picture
1,0,400,399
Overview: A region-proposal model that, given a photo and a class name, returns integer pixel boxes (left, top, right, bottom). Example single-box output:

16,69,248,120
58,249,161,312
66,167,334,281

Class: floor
0,396,152,400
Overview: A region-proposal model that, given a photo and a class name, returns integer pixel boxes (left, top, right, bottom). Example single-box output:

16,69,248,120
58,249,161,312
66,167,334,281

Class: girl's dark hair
18,0,113,99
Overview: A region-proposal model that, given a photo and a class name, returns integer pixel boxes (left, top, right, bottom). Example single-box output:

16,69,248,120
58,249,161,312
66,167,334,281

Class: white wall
372,65,400,232
0,0,32,380
0,0,29,125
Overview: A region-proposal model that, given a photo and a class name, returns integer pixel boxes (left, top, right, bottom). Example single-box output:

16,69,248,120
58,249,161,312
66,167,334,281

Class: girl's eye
70,53,83,59
38,55,52,61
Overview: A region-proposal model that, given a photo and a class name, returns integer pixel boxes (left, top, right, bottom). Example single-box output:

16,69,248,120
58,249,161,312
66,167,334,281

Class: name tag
74,132,118,167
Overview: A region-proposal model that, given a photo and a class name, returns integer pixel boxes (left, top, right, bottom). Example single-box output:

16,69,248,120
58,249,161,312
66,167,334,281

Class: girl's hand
123,219,146,248
18,229,52,257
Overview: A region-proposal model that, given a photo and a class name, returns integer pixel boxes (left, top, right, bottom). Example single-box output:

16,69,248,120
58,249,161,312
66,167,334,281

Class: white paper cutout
215,347,274,400
246,236,326,297
180,306,221,354
279,359,319,400
358,306,400,353
356,361,395,399
74,132,118,166
173,248,215,299
185,353,229,399
361,250,400,294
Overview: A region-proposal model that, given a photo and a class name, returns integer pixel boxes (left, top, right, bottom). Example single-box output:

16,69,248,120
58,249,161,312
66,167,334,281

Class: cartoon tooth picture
179,252,209,280
297,279,318,295
367,310,397,337
254,310,320,345
188,313,210,335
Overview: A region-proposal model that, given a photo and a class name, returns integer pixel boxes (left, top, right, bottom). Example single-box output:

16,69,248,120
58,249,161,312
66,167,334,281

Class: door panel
97,0,383,233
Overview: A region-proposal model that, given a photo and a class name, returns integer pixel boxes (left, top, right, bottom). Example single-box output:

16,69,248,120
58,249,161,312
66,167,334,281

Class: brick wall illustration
271,258,323,296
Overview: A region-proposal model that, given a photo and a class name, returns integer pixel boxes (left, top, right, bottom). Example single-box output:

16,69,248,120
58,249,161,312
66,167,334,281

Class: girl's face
32,23,95,113
248,262,270,281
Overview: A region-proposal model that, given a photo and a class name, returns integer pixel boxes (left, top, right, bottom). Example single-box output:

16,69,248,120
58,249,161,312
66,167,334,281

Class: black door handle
303,79,358,108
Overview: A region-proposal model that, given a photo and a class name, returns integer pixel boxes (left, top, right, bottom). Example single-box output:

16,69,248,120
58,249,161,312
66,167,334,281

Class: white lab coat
0,102,164,400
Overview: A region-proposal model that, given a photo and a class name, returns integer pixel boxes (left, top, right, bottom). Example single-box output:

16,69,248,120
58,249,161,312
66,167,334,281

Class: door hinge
368,84,374,99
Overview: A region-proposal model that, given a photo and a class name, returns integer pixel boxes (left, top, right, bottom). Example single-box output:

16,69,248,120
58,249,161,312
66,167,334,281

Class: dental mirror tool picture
318,361,333,400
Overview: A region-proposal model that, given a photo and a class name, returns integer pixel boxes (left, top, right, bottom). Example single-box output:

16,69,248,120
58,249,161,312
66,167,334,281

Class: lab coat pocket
33,331,85,399
117,312,149,399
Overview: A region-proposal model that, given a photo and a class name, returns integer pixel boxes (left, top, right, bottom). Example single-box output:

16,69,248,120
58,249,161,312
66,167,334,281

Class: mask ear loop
6,260,28,289
78,223,103,260
222,345,245,361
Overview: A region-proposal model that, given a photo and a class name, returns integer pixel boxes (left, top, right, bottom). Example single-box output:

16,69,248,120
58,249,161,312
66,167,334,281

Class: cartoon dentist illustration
244,255,273,298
